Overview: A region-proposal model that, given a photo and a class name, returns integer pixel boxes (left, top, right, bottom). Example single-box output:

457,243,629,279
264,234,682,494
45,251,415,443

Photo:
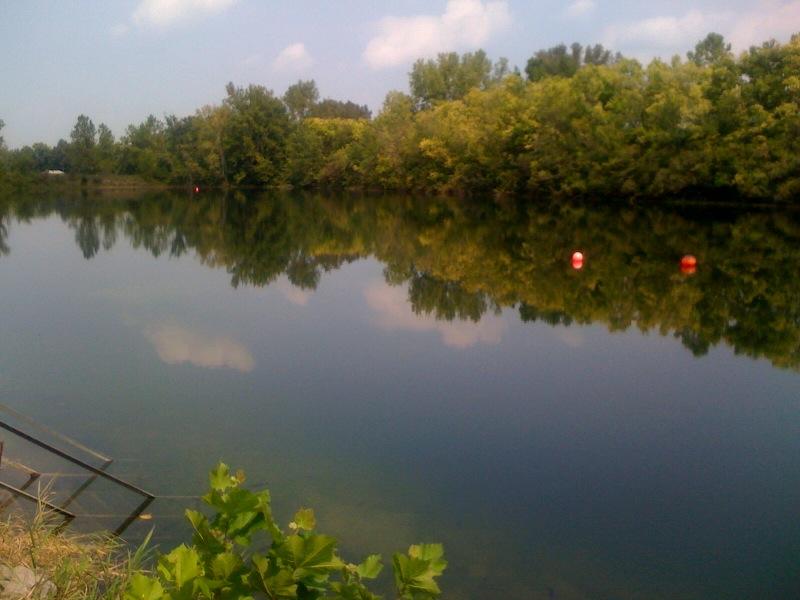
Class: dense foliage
2,191,799,369
125,463,446,600
1,33,799,200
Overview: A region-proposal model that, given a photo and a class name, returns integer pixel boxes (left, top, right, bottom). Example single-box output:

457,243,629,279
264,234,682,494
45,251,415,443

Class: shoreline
1,173,798,208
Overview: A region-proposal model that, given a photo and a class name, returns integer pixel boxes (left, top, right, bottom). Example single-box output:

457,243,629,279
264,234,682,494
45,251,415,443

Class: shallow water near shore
1,191,799,599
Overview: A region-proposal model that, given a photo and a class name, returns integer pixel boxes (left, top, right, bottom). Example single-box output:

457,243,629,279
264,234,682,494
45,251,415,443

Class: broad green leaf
251,554,270,580
267,571,298,599
286,534,344,580
330,581,381,600
408,544,447,575
209,462,238,492
185,509,208,533
158,545,204,589
356,555,383,580
202,487,271,545
254,490,283,542
211,551,243,579
392,547,446,600
227,509,262,543
125,574,164,600
186,509,227,555
252,559,297,599
290,507,316,531
192,576,218,598
205,487,260,517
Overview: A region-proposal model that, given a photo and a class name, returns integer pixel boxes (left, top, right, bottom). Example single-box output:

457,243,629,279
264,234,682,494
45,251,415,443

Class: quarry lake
1,192,799,599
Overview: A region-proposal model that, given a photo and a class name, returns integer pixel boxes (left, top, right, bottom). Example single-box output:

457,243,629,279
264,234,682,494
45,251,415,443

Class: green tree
31,142,53,171
525,43,619,81
409,50,495,109
525,43,582,81
52,139,70,171
584,43,619,65
95,123,117,173
192,105,231,184
7,146,37,174
164,114,201,184
285,117,367,187
492,56,511,80
0,119,6,177
69,114,97,174
687,33,732,66
283,79,320,121
119,115,170,180
223,82,292,186
308,99,371,119
354,91,417,189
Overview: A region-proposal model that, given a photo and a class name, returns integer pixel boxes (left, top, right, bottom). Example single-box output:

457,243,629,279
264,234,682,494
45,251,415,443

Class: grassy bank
0,510,144,600
1,464,447,600
0,173,172,194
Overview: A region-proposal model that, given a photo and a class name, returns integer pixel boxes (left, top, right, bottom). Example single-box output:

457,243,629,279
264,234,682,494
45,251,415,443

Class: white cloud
272,43,314,72
565,0,596,18
603,2,800,57
363,0,512,69
604,9,713,51
145,324,255,372
132,0,237,28
727,1,800,49
364,281,507,349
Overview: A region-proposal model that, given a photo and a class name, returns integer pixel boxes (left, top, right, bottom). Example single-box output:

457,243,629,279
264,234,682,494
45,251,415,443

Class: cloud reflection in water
365,281,507,349
145,324,255,372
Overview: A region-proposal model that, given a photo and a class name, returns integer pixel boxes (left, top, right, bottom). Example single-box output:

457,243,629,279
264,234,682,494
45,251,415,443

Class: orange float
680,254,697,274
571,251,584,270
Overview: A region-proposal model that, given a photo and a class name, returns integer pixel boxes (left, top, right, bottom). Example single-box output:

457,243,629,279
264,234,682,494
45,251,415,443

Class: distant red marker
571,251,584,270
681,254,697,275
193,186,200,193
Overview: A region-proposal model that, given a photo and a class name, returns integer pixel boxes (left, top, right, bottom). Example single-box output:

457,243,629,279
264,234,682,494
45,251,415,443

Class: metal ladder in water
0,402,154,536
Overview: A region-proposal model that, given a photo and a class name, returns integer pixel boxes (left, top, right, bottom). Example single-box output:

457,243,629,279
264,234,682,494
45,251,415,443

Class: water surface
0,192,799,599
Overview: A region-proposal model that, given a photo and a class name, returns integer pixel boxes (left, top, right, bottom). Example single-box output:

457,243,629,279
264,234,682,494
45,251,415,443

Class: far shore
3,173,800,208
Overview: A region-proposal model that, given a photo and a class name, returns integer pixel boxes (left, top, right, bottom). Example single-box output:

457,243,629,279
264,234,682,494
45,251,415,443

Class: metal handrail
0,420,153,500
0,408,156,536
0,480,75,528
0,402,111,463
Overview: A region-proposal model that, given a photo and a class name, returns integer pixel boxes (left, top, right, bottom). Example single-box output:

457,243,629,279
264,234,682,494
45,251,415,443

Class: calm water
1,192,799,599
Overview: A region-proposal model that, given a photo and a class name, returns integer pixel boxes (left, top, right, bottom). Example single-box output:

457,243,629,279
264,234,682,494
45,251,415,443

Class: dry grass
0,504,150,600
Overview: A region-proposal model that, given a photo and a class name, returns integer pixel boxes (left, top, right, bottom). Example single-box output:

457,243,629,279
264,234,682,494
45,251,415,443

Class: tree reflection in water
2,191,799,368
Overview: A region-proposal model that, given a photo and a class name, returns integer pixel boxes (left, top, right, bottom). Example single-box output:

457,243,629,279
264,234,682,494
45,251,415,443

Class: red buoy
571,251,584,270
680,254,697,275
194,185,200,193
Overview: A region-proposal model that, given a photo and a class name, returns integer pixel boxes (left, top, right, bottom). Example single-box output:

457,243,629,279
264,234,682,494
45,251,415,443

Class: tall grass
0,501,151,600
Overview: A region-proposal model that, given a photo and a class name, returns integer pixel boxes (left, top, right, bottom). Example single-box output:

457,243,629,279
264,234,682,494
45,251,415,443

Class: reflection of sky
275,276,313,307
552,326,585,349
364,281,507,348
144,323,254,372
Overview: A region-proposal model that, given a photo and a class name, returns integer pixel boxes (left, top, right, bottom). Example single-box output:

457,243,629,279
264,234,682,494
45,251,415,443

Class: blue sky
1,0,798,148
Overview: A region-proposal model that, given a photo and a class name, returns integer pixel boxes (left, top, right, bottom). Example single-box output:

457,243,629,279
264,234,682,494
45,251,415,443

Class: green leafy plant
125,463,446,600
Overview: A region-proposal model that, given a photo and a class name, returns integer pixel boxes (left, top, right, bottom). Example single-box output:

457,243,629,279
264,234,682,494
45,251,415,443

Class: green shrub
125,463,446,600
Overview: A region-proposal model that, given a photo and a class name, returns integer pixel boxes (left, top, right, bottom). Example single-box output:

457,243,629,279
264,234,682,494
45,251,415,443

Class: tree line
1,33,799,200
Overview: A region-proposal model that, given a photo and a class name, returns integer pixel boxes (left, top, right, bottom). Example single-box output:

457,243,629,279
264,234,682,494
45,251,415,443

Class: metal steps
0,403,155,537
